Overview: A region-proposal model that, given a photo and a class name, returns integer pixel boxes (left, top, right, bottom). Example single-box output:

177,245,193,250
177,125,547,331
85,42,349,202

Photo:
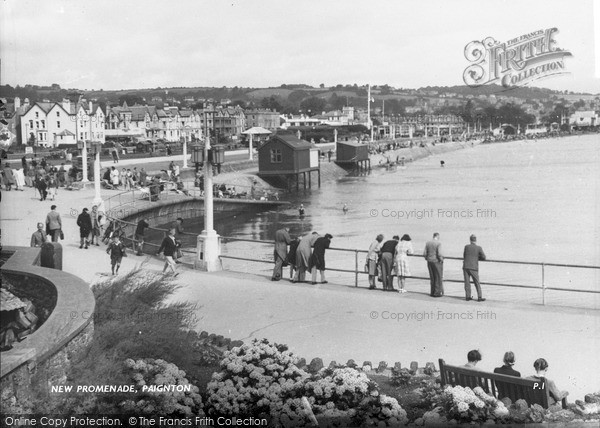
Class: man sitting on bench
464,349,483,371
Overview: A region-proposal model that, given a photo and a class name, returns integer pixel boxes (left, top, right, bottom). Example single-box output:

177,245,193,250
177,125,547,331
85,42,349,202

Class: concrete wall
0,247,95,412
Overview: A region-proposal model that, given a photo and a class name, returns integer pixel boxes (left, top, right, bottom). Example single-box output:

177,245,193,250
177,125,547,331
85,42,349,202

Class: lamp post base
195,230,222,272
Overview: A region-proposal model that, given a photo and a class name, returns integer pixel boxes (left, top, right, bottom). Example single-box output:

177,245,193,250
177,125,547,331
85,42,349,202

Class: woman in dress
13,167,26,191
110,166,120,188
395,234,414,293
120,168,129,190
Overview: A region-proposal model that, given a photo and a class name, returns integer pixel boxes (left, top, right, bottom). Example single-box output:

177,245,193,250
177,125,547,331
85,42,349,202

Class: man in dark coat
271,227,291,281
76,208,93,249
463,234,487,301
310,233,333,285
423,232,444,297
157,229,178,275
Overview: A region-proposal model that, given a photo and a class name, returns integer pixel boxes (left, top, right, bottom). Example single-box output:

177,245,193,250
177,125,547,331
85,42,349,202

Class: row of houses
4,97,282,148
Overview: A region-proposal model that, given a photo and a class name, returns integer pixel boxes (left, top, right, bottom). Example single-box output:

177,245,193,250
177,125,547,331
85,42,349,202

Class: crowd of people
269,227,488,299
365,232,487,298
2,157,81,201
271,227,334,285
462,349,569,408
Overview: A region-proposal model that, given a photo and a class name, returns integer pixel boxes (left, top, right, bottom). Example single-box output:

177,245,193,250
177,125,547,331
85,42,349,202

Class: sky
1,0,599,93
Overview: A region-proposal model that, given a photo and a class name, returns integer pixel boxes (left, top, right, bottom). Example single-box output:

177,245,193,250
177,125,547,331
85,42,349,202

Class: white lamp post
183,126,190,168
81,139,89,182
91,141,103,207
196,117,222,271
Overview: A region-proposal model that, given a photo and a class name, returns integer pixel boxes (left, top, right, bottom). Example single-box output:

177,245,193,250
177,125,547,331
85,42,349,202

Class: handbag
59,230,65,240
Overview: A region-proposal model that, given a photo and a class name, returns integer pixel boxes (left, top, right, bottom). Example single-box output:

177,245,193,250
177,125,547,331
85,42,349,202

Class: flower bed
205,339,408,427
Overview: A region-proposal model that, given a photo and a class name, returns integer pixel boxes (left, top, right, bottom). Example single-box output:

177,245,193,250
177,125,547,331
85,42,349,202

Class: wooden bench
439,359,566,409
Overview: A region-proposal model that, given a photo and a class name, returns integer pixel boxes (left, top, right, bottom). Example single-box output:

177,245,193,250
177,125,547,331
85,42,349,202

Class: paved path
2,186,598,401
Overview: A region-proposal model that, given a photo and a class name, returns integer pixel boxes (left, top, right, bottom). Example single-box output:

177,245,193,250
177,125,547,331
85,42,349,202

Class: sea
164,134,600,308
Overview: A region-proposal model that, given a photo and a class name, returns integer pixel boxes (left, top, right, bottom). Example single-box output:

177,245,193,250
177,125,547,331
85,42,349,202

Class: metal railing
217,237,600,306
101,197,599,307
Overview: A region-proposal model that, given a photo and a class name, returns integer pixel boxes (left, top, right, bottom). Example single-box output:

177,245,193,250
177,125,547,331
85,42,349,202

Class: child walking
106,235,127,275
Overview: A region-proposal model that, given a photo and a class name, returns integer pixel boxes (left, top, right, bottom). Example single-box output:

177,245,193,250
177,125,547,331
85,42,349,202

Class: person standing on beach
106,235,126,275
271,226,291,281
45,205,62,242
463,234,486,301
423,232,444,297
298,204,305,217
367,234,384,289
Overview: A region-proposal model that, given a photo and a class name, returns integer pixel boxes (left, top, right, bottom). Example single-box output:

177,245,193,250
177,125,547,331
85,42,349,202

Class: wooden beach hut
335,140,370,171
257,134,321,190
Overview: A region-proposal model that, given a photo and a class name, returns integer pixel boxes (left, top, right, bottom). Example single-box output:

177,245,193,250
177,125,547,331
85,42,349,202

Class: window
270,148,282,163
57,121,61,128
41,120,45,128
29,120,33,128
36,121,39,128
57,111,60,117
35,112,39,118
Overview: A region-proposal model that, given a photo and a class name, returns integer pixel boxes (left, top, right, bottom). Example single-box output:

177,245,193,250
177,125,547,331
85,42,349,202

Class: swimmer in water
343,203,348,214
299,204,305,216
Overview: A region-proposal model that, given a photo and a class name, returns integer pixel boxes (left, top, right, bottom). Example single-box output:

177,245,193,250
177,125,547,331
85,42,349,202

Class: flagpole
367,84,373,143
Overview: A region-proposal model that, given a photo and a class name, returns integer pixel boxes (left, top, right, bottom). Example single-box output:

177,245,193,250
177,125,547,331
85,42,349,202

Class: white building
19,99,105,148
569,110,598,128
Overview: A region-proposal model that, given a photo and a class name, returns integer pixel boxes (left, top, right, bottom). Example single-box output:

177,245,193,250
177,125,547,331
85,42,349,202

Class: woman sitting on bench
527,358,568,407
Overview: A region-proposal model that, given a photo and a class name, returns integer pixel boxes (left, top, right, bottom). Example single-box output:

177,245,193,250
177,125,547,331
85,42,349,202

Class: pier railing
101,219,599,307
217,236,600,306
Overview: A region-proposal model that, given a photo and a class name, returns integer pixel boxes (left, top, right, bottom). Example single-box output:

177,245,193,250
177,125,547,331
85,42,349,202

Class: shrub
205,338,309,419
390,367,412,386
120,358,204,416
435,385,508,424
205,340,409,427
29,268,208,414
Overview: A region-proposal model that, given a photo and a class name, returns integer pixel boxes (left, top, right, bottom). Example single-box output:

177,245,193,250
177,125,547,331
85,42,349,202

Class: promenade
2,184,599,401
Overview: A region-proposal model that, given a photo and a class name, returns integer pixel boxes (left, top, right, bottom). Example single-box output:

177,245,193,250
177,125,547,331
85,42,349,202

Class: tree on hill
118,94,146,106
299,97,326,115
260,96,283,112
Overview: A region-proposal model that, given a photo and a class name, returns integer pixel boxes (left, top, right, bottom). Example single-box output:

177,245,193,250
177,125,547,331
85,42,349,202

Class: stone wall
0,321,94,413
0,247,95,413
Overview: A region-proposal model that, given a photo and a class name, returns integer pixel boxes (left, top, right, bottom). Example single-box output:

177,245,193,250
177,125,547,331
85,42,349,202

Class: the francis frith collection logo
463,28,572,88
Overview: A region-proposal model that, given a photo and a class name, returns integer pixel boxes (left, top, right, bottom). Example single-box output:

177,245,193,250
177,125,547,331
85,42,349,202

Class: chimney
89,101,93,113
62,98,70,112
14,97,21,110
